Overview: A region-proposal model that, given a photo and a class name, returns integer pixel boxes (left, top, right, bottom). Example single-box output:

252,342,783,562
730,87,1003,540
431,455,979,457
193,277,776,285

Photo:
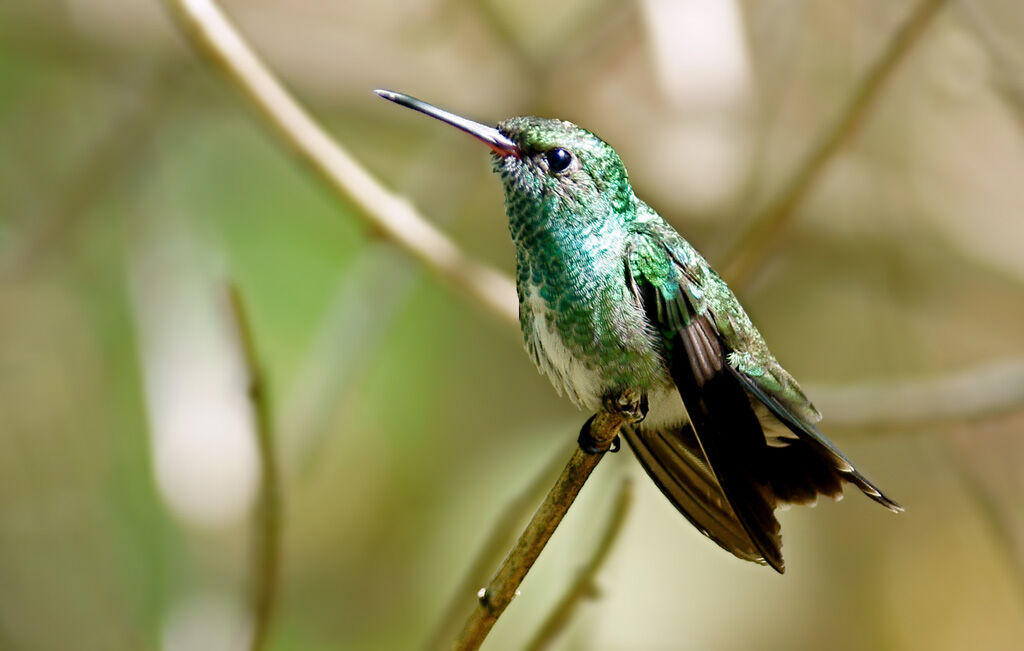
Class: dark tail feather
621,424,769,566
691,372,785,572
762,442,843,505
649,314,787,572
759,432,902,512
730,366,903,513
843,468,904,512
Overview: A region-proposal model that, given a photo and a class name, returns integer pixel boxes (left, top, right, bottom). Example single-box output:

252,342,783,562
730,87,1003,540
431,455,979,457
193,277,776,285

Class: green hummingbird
376,89,901,573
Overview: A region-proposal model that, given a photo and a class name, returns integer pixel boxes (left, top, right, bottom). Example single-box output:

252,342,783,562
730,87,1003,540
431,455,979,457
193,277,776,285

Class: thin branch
467,0,543,76
160,0,519,327
960,1,1024,133
226,286,282,651
425,438,576,651
944,434,1024,606
158,0,1024,435
525,478,633,651
722,0,950,287
453,407,637,651
807,359,1024,431
467,0,631,88
0,66,177,280
158,0,1021,643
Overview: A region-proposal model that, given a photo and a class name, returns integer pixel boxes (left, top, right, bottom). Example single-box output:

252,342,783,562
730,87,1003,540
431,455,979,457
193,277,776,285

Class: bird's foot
602,389,648,424
577,390,647,455
577,415,621,454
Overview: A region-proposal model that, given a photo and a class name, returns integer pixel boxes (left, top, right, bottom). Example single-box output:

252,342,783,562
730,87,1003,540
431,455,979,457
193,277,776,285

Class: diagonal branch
1,66,178,280
424,439,576,650
944,434,1024,605
722,0,950,287
158,2,1022,648
161,0,519,327
525,478,633,651
453,407,636,651
159,0,1024,434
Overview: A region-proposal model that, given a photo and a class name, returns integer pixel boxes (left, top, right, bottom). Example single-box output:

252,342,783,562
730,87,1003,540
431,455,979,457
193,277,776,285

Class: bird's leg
577,389,648,454
603,389,649,424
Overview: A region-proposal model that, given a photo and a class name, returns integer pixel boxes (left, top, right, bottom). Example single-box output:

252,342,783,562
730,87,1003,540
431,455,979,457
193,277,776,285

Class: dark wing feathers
625,234,901,572
633,265,786,572
620,425,764,564
734,370,855,472
670,316,786,572
734,370,903,513
761,441,843,505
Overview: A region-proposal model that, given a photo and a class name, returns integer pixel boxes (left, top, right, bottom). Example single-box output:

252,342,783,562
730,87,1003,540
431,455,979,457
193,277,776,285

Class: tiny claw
577,415,603,454
609,435,621,453
636,393,649,423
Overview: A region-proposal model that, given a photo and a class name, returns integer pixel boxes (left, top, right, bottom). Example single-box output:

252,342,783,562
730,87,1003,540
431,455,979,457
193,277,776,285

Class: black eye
545,148,572,173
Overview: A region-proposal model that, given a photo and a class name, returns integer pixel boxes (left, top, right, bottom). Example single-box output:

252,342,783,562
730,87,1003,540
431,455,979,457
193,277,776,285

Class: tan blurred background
2,0,1024,649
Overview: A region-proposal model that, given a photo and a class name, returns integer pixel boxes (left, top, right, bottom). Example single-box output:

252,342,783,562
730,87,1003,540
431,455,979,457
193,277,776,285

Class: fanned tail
622,423,782,570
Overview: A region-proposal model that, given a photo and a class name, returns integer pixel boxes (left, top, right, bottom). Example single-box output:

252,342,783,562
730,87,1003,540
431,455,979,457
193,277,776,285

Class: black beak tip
373,89,425,114
372,88,518,157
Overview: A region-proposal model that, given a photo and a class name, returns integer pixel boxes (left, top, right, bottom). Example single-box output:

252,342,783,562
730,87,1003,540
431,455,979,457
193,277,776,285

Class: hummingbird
375,89,901,573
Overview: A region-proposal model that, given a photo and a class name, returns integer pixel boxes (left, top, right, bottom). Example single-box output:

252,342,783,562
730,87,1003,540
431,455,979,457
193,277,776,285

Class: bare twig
525,478,633,651
453,407,637,651
467,0,543,76
961,1,1024,133
160,0,519,326
0,66,177,280
425,438,576,650
156,2,1024,648
722,0,950,287
467,0,631,88
809,359,1024,431
226,286,282,651
159,0,1024,433
943,433,1024,606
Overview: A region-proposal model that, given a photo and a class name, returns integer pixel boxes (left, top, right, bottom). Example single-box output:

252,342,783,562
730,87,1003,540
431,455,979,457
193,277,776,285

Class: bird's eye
545,148,572,173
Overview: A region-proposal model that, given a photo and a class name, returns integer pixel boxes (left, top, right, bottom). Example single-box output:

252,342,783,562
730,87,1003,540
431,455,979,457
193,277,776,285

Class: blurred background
2,0,1024,649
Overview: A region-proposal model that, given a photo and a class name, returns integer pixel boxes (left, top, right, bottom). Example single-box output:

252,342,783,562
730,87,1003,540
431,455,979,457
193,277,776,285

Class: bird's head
375,90,635,235
493,116,634,221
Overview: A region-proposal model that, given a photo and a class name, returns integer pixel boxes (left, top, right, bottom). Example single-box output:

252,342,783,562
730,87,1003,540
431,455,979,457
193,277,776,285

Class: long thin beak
374,89,518,157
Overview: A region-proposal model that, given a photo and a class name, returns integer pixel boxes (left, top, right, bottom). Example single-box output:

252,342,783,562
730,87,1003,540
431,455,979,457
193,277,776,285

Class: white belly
524,286,604,409
524,284,690,429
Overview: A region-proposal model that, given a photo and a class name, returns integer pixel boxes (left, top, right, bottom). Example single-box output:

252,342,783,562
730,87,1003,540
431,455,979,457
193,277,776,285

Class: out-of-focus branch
425,438,576,651
0,66,177,280
722,0,950,287
467,0,630,86
944,434,1024,604
468,0,542,76
161,0,519,326
156,0,1024,645
157,0,1024,434
453,407,636,651
808,359,1024,431
226,286,282,651
525,478,633,651
960,2,1024,134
